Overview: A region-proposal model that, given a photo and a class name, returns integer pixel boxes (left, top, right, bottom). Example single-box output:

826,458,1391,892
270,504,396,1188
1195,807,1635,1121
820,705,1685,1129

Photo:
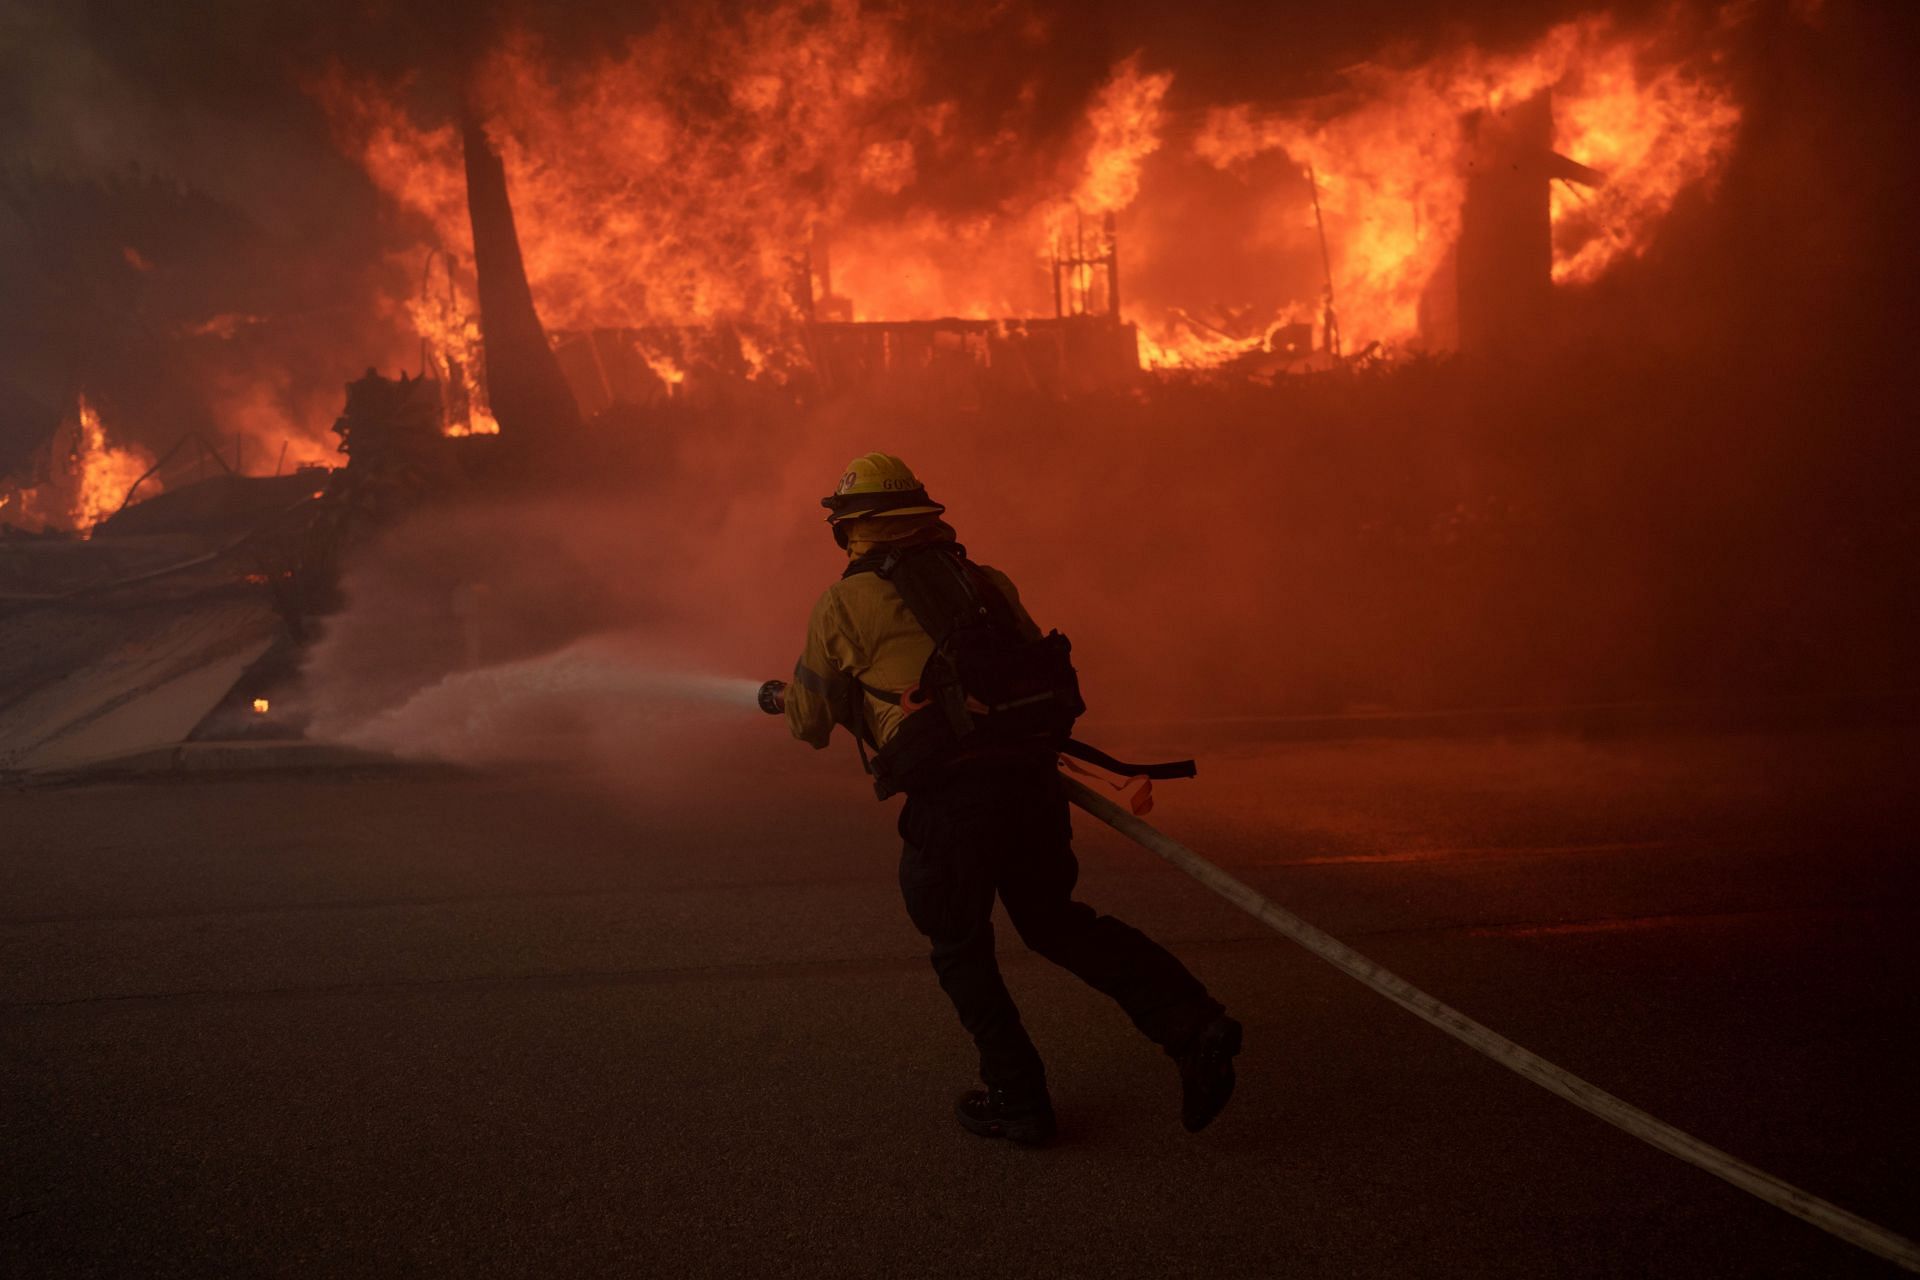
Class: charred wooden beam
1456,92,1555,355
461,119,583,443
1548,151,1607,188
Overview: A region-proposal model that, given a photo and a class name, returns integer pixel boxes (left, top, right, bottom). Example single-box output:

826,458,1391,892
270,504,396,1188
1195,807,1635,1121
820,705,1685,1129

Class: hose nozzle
757,679,787,716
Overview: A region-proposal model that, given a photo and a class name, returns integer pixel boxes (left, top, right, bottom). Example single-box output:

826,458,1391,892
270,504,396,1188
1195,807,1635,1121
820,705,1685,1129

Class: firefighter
765,452,1240,1145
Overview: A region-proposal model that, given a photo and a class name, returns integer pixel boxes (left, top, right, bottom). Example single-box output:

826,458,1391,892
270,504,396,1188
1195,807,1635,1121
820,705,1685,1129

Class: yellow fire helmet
820,452,946,526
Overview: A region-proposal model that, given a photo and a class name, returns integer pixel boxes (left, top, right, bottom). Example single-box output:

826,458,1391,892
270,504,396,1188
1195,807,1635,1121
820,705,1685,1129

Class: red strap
1059,755,1156,816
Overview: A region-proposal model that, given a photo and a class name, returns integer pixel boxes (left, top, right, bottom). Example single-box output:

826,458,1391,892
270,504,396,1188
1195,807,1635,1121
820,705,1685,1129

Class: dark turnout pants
897,759,1223,1095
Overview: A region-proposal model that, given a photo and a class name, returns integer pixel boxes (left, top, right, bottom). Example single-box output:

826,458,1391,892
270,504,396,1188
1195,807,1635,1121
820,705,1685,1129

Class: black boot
1177,1015,1243,1132
955,1086,1057,1146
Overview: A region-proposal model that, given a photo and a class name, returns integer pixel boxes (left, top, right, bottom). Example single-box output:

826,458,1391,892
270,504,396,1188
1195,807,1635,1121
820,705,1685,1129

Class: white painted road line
1064,776,1920,1273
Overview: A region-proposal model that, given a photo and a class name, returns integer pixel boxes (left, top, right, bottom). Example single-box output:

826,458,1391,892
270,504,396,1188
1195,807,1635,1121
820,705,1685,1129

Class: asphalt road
3,724,1916,1277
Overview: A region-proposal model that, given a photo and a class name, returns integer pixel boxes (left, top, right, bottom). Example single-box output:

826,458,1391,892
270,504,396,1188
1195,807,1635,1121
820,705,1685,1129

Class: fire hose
1061,776,1920,1274
754,675,1915,1265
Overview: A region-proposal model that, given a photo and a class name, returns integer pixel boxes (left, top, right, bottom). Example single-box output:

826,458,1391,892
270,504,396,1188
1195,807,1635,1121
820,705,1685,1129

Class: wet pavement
3,724,1915,1276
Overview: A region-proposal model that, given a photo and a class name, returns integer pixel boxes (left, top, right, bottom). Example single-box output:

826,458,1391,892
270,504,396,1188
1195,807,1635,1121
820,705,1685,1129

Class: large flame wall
317,4,1742,375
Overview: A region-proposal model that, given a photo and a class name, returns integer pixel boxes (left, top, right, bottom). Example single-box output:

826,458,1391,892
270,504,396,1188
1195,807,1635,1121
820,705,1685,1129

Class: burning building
1418,92,1608,355
326,4,1739,427
0,3,1750,496
15,0,1902,775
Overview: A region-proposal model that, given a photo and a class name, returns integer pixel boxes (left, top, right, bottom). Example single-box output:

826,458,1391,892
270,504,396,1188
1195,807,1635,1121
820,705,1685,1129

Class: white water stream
340,634,763,761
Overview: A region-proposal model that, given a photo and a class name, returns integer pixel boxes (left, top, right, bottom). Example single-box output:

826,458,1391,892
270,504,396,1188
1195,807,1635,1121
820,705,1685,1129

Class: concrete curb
11,740,417,784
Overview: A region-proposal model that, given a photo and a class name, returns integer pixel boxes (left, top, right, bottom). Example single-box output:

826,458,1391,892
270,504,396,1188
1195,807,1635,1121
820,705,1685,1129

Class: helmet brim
821,486,944,523
823,502,946,523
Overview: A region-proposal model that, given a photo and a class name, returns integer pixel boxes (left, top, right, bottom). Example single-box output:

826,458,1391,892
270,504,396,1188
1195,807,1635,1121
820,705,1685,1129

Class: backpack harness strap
1061,738,1197,781
842,540,966,581
841,541,1198,787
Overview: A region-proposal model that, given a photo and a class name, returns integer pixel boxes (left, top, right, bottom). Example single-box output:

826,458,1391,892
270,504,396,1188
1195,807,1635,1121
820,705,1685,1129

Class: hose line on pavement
1063,775,1920,1273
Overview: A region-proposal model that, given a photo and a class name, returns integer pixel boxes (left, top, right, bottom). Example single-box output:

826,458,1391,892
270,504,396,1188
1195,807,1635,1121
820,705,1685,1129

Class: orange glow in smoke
182,313,267,340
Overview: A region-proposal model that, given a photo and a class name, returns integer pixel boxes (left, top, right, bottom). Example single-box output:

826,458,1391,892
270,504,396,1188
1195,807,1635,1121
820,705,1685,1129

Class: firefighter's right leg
996,776,1223,1054
995,771,1241,1131
899,785,1053,1141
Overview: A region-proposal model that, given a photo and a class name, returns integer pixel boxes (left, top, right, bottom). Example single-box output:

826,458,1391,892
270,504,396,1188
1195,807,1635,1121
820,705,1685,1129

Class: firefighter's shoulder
821,571,897,619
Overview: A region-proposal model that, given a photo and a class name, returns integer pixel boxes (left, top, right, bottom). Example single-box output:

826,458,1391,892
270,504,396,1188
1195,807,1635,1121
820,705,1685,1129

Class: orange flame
70,397,156,534
1072,56,1173,219
316,8,1182,347
316,6,923,333
316,5,1742,381
0,396,161,536
407,291,501,435
1194,12,1742,353
1548,31,1744,284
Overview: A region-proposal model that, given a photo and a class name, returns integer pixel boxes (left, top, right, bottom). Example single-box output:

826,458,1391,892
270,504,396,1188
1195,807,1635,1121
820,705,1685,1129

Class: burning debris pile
0,2,1752,517
0,396,157,537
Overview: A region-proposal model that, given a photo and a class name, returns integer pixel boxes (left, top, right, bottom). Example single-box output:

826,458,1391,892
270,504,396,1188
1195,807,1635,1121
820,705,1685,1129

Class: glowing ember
642,350,686,391
252,698,271,715
1137,325,1261,371
183,313,268,340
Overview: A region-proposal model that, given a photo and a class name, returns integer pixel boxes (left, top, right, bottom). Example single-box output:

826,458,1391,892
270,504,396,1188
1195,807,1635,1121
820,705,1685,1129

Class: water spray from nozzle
330,635,774,762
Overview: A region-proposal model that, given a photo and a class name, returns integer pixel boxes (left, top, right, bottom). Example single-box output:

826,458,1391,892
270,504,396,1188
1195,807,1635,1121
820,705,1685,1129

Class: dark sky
0,0,1628,196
